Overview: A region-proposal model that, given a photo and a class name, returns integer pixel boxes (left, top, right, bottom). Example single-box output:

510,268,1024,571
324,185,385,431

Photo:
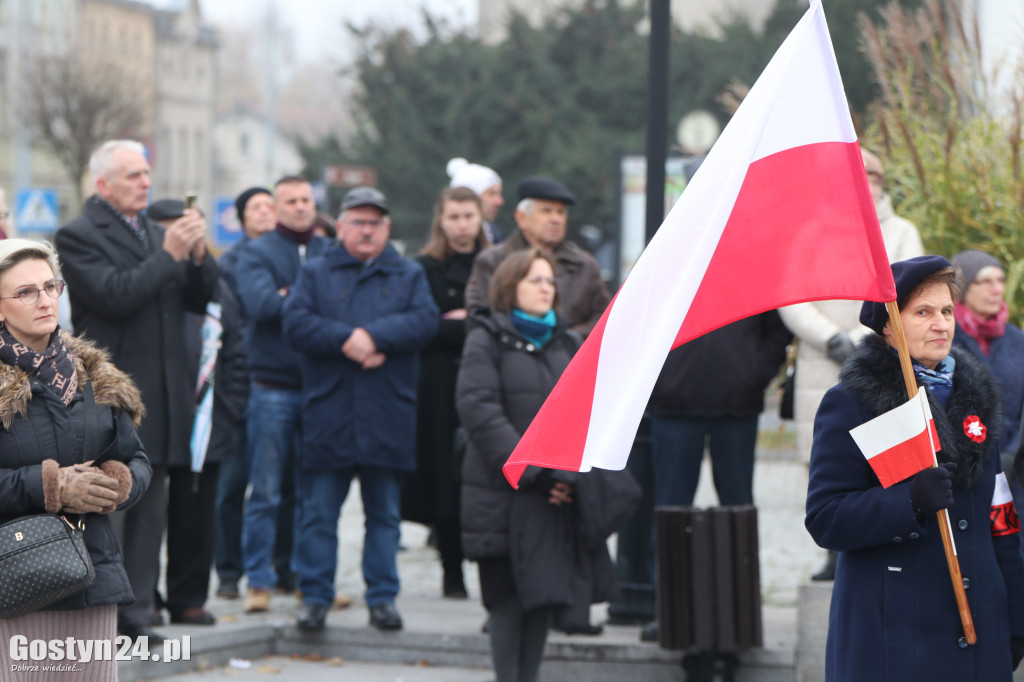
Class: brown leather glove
41,459,121,514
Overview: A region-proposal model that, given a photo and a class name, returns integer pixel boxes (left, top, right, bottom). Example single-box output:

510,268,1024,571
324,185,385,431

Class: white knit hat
447,157,502,196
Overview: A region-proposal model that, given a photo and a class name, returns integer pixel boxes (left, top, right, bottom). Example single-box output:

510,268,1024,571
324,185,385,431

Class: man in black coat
55,139,219,642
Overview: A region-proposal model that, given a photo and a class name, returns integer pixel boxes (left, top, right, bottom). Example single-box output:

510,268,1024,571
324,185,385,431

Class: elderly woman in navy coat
806,256,1024,681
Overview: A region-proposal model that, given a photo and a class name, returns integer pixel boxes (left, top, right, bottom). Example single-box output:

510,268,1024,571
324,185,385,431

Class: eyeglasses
523,276,557,287
1,280,64,305
347,219,386,229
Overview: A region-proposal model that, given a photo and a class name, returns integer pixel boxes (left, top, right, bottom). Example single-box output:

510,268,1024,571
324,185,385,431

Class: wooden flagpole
885,301,976,644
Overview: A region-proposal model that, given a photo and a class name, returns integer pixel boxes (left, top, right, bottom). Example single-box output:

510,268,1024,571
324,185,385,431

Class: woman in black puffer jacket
456,248,581,682
0,239,151,681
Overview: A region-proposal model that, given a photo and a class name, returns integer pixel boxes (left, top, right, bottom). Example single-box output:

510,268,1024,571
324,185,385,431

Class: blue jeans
293,465,402,608
215,423,297,587
242,384,302,590
650,414,759,507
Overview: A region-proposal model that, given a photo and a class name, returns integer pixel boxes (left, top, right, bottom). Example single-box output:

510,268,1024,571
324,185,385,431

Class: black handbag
0,514,95,618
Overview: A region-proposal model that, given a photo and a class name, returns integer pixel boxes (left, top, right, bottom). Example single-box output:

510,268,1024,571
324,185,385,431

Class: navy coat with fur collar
806,335,1024,681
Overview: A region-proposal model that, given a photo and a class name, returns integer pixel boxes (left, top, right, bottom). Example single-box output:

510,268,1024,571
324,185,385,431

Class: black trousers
165,463,219,614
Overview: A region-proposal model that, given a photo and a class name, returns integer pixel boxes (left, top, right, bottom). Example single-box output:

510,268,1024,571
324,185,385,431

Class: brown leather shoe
244,588,271,613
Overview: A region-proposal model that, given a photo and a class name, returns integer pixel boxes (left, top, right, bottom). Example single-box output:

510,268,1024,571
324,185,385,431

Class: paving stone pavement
149,420,821,680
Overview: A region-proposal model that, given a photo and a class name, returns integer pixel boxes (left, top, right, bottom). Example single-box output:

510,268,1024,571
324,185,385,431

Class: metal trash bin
655,505,762,679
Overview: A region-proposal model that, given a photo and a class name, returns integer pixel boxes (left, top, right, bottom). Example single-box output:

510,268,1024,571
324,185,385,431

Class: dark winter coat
806,335,1024,682
457,311,637,614
0,333,151,609
464,230,611,338
403,250,478,525
648,311,791,418
456,310,582,561
953,324,1024,459
282,244,438,472
56,196,219,467
234,229,332,387
183,283,249,466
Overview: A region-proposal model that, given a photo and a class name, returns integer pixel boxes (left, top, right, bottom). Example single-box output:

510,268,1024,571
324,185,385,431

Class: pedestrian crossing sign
15,189,59,233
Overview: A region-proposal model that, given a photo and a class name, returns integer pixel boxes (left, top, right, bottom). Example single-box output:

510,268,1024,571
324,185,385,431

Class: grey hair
89,140,146,180
516,198,535,215
0,238,61,283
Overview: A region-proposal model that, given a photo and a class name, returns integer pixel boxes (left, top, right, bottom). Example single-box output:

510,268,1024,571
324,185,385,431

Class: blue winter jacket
234,230,332,386
282,244,439,472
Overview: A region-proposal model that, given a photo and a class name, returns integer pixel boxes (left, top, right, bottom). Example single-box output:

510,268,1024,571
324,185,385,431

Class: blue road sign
214,196,243,248
15,189,59,233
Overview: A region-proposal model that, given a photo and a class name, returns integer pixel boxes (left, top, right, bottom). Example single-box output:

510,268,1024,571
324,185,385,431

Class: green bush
860,0,1024,319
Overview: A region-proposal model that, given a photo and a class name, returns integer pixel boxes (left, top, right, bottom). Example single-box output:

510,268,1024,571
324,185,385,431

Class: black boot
811,550,838,581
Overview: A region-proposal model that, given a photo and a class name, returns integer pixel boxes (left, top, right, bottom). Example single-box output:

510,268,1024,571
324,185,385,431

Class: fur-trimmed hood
840,334,1000,489
0,330,145,430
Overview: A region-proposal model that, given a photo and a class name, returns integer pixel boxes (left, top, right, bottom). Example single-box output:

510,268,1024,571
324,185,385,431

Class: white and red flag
502,0,897,488
990,472,1020,536
848,390,940,489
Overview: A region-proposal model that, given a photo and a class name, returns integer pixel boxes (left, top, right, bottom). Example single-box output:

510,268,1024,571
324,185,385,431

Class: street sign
323,165,377,188
15,189,59,233
214,196,243,248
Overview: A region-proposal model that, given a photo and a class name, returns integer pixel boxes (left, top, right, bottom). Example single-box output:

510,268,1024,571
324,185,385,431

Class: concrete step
119,596,796,682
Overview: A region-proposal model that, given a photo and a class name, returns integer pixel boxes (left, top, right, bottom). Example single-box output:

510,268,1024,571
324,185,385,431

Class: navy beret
146,198,185,222
517,176,575,205
341,186,389,214
859,255,953,335
235,186,272,227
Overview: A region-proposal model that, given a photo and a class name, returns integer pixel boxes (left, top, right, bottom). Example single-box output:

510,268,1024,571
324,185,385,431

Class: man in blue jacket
234,176,333,613
283,187,438,632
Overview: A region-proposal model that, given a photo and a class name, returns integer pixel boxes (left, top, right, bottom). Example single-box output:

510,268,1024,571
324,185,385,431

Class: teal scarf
511,309,556,348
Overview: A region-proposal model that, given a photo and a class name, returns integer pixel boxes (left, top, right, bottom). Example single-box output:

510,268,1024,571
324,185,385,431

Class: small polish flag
849,390,940,489
990,472,1020,536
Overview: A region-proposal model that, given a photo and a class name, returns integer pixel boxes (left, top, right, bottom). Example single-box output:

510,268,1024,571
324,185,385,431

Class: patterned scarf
954,300,1007,355
0,328,78,406
914,354,955,405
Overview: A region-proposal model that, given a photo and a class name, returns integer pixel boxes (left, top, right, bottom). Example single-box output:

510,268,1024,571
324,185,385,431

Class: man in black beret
464,176,610,338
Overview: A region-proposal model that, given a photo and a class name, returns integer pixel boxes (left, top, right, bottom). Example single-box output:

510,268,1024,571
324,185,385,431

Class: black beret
859,255,953,335
235,186,272,227
340,186,388,214
517,176,575,205
146,198,185,222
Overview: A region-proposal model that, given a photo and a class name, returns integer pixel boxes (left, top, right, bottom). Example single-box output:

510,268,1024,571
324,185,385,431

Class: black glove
909,462,957,515
1012,637,1024,670
826,331,856,365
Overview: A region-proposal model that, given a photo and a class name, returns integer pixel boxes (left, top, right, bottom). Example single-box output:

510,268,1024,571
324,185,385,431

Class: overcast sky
173,0,478,63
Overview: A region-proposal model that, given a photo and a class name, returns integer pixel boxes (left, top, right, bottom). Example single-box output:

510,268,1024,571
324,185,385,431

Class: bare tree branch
18,54,147,205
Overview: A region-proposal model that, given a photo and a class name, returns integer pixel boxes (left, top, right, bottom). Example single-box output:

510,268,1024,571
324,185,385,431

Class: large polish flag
848,390,940,489
502,0,897,488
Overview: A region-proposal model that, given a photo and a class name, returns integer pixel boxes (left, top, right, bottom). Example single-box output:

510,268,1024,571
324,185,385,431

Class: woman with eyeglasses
403,186,490,599
950,251,1024,506
0,239,151,679
456,248,637,682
